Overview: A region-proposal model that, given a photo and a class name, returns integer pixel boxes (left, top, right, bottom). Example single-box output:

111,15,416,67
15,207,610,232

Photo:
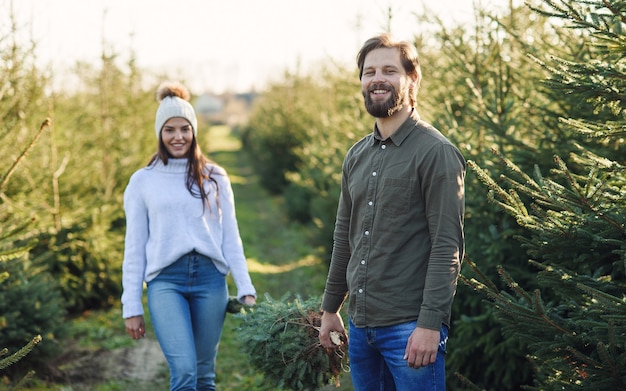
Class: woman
122,81,256,391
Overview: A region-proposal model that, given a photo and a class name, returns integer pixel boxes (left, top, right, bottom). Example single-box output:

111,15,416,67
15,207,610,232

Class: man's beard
363,83,404,118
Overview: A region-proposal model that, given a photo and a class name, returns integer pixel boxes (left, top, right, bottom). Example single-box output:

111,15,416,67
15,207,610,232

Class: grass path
207,127,342,389
208,128,329,300
205,126,353,390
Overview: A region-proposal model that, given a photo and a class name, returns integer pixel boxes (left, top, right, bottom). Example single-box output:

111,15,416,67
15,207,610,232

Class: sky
8,0,521,93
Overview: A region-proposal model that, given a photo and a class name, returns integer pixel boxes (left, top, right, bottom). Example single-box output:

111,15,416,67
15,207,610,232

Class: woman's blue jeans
348,319,448,391
147,251,228,391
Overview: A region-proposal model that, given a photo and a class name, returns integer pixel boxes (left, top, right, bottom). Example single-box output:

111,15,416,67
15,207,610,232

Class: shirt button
364,230,370,236
372,171,377,176
368,201,373,206
358,289,364,293
381,144,386,149
361,259,365,265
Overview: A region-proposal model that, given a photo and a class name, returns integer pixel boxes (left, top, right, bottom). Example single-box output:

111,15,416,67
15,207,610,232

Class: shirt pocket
380,177,411,216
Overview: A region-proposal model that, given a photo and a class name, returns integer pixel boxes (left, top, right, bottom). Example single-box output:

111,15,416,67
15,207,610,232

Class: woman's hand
242,295,256,306
125,315,146,340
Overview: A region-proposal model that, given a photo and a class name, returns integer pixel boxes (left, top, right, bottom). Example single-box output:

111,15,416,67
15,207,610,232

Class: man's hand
319,311,347,350
404,327,440,368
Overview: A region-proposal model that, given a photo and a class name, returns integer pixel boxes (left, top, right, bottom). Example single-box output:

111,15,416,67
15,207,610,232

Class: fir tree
417,3,581,386
0,123,45,386
466,0,626,389
236,294,349,390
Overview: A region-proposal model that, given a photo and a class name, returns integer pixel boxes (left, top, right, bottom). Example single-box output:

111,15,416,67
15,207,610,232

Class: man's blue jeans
348,319,448,391
147,251,228,391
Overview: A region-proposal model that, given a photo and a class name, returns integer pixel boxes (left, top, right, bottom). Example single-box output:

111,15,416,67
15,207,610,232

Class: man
319,33,466,390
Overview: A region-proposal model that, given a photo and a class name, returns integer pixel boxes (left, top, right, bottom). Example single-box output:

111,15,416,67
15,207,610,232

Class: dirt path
111,337,166,382
58,337,167,388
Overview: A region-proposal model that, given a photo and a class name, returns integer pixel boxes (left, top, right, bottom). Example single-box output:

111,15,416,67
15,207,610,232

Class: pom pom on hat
154,82,198,139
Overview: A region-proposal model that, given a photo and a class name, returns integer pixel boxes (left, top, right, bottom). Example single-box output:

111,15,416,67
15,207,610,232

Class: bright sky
9,0,520,93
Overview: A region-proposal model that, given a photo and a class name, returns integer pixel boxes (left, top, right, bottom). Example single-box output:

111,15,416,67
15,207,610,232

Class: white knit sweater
121,158,256,319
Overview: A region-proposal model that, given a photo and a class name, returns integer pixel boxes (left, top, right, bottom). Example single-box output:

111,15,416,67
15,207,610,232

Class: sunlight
227,174,248,185
246,254,321,274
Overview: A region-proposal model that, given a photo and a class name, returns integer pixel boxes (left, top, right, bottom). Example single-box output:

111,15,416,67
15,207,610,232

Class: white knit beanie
154,82,198,139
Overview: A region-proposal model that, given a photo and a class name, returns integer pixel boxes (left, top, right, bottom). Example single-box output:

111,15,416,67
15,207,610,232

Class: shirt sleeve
121,173,149,319
218,170,256,300
418,144,466,330
321,159,352,313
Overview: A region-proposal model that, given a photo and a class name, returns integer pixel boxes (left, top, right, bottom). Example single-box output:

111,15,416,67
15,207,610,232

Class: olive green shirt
322,110,465,330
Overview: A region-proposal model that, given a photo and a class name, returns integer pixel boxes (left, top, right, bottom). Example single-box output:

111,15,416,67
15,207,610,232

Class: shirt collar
372,109,421,146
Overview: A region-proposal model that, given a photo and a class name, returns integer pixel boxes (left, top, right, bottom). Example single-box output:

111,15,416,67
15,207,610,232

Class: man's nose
372,70,386,83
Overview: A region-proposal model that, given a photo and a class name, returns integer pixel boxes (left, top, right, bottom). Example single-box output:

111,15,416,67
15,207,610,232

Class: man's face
361,47,415,118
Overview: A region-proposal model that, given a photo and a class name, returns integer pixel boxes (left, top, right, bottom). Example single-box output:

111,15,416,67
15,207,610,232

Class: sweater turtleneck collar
151,158,188,173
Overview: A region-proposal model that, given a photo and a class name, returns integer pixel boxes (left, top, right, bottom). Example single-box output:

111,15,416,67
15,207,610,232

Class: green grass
18,125,352,390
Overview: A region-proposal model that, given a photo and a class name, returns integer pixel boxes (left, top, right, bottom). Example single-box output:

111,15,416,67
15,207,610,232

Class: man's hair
356,33,422,107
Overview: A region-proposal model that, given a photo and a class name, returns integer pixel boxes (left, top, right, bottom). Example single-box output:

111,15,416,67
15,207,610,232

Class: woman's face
161,117,194,158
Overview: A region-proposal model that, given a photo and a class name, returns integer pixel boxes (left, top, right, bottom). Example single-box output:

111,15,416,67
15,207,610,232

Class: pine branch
532,289,572,335
0,335,42,370
529,0,626,43
574,281,626,308
0,119,50,193
564,119,626,138
12,369,35,390
467,160,516,205
553,156,624,231
493,147,541,192
565,345,603,370
497,265,534,305
0,218,36,242
460,256,500,292
0,239,37,263
468,159,533,224
528,203,572,237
